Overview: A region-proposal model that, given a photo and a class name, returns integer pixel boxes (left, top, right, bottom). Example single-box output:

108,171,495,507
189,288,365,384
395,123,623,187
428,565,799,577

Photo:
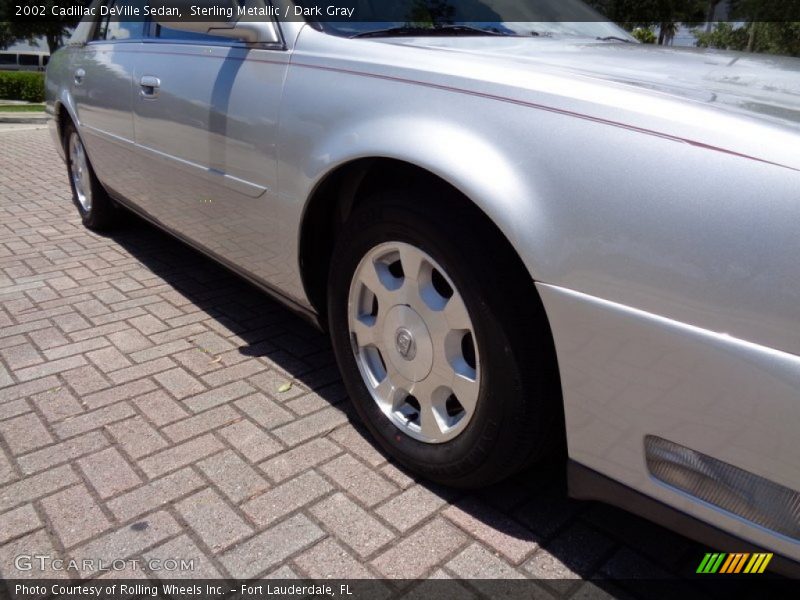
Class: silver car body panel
539,282,800,560
46,15,800,561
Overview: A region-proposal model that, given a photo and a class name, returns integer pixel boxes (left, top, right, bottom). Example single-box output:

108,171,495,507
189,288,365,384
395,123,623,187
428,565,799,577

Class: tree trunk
46,33,61,55
747,22,757,52
705,0,718,32
658,22,667,45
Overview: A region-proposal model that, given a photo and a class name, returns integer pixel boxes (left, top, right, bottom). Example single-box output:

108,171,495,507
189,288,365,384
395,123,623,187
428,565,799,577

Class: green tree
632,26,658,42
694,21,800,56
0,0,87,53
588,0,707,44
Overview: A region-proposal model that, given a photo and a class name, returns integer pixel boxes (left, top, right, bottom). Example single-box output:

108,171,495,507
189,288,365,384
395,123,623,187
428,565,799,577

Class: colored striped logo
696,552,773,574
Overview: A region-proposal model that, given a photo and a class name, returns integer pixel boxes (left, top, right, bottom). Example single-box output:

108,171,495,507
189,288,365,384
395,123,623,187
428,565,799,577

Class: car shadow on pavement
106,212,707,596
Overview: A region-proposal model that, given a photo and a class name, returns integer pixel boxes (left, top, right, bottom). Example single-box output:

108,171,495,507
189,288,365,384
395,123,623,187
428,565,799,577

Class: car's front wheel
328,187,564,488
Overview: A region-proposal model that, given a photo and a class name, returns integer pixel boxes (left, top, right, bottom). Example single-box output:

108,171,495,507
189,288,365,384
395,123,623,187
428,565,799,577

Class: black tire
328,186,564,488
63,120,118,231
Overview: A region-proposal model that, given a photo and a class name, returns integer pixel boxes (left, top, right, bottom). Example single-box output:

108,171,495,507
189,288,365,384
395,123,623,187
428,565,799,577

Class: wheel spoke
351,316,377,347
452,373,479,415
372,376,395,407
358,261,400,306
418,401,443,439
398,244,425,282
444,294,472,331
357,260,384,295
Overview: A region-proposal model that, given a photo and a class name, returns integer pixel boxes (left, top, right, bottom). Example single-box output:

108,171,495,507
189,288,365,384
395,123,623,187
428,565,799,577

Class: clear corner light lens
645,435,800,541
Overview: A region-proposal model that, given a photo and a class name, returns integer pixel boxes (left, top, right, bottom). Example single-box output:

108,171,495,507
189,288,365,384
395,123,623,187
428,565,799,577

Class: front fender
276,65,553,293
303,114,538,266
45,47,80,161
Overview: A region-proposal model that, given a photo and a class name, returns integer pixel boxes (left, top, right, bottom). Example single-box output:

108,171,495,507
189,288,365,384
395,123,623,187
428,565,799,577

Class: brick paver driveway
0,126,705,598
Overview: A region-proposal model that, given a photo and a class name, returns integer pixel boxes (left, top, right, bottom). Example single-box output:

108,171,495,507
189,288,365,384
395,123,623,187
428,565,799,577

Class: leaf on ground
277,381,293,393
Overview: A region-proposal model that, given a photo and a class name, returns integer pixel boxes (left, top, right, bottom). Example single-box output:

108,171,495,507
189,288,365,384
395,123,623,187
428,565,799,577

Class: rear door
70,0,144,200
130,14,291,289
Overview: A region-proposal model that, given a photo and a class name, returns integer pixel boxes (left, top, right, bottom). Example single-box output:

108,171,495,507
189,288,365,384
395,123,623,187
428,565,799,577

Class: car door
130,14,291,290
70,0,145,201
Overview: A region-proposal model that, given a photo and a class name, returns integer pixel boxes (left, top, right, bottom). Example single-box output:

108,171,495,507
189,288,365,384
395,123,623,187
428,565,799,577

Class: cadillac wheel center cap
395,328,416,361
381,305,433,382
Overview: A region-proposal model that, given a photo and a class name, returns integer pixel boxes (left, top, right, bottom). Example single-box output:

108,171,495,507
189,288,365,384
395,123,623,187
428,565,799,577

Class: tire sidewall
64,122,111,229
329,196,530,485
64,124,90,220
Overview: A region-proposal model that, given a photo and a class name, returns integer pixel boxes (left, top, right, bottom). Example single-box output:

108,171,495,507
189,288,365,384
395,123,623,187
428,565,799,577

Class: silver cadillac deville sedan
46,0,800,573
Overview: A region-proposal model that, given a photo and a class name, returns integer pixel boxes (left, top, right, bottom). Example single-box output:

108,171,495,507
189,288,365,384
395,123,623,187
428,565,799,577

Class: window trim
84,0,286,50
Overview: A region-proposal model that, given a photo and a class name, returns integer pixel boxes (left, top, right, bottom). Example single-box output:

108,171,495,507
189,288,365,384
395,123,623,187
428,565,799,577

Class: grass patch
0,104,45,112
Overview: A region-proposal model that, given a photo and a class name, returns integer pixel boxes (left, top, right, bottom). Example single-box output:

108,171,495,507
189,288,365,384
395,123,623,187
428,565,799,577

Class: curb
0,114,50,124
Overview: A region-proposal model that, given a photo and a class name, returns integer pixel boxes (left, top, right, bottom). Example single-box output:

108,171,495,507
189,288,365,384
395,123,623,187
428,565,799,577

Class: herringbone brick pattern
0,126,702,597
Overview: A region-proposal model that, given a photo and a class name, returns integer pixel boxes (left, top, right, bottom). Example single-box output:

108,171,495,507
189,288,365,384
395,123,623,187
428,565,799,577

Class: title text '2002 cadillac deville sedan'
45,0,800,574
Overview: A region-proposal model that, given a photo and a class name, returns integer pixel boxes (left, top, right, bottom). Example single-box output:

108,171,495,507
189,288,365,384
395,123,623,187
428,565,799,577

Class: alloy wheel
68,132,92,213
347,241,480,443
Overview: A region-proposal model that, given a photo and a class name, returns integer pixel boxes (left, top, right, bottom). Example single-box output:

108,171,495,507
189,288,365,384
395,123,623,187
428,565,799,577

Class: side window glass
152,0,267,43
154,24,224,43
93,0,147,41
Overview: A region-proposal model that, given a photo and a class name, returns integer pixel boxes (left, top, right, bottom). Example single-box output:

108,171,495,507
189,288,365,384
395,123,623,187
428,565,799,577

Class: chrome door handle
74,68,86,85
139,76,161,98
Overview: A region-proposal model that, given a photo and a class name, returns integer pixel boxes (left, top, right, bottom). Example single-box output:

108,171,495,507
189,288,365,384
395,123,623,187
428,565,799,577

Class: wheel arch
55,102,71,143
52,91,80,149
298,154,542,327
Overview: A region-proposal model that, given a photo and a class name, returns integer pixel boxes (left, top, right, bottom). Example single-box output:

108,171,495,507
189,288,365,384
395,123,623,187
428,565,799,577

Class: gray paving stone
133,390,189,426
154,367,207,400
40,484,111,547
184,381,254,413
295,538,381,580
62,364,110,395
54,402,136,439
220,513,324,579
310,493,395,558
144,534,222,579
0,464,78,512
272,406,348,446
328,424,387,467
234,393,293,429
259,438,341,483
0,398,30,421
0,411,54,454
78,447,142,499
375,484,447,533
18,431,109,474
82,378,158,409
107,416,169,458
447,542,528,579
108,356,175,385
86,345,132,372
320,454,398,507
0,529,69,579
372,518,468,579
31,386,84,422
162,405,240,443
197,449,270,503
71,511,182,576
138,434,225,478
15,354,86,381
219,419,282,463
443,497,540,565
0,504,41,544
175,488,253,552
242,470,332,528
106,468,205,522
